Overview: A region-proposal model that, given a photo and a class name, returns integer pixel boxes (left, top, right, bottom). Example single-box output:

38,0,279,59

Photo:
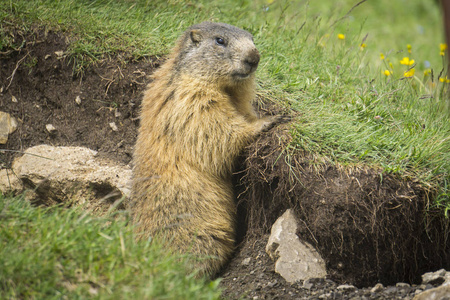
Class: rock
46,123,57,133
54,50,64,57
422,269,447,286
266,209,327,283
337,284,356,291
0,168,21,194
414,289,424,295
1,145,131,213
109,122,118,132
396,282,410,288
266,280,277,288
370,283,384,293
0,111,18,144
413,284,450,300
241,257,252,266
384,286,398,294
75,95,82,105
11,95,18,103
302,279,314,290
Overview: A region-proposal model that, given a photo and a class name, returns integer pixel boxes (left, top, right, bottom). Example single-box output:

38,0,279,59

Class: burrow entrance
231,128,449,287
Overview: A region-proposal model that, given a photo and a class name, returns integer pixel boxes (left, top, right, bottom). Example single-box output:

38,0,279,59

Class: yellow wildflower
439,76,450,83
423,69,431,76
380,53,385,60
404,68,415,78
338,33,345,40
383,70,391,76
400,57,415,66
407,44,412,53
359,43,366,51
440,43,447,56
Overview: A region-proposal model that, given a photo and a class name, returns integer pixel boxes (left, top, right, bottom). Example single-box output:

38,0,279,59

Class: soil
1,28,449,299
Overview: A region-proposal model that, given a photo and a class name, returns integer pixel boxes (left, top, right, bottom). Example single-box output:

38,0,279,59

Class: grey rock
413,284,450,300
303,279,314,290
265,209,327,283
0,168,21,193
0,145,131,214
0,111,18,144
109,122,119,132
384,286,398,294
422,269,447,286
414,289,424,295
337,284,356,291
370,283,384,293
45,123,57,133
241,257,252,266
396,282,411,288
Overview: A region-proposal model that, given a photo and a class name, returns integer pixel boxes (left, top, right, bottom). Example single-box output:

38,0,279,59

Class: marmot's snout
244,48,260,71
234,47,260,79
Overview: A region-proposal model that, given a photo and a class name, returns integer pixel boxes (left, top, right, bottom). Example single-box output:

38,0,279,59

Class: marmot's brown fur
131,21,284,277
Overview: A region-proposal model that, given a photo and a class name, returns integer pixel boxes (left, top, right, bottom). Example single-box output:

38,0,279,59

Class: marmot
131,21,286,277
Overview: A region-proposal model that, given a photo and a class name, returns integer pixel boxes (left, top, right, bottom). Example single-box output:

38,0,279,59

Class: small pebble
396,282,410,288
319,293,331,299
46,124,57,133
303,280,313,290
337,284,356,291
241,257,252,266
383,286,398,294
109,122,118,132
370,283,384,293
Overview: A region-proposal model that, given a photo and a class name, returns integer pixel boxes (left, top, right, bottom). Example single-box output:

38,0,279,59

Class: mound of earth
1,28,449,298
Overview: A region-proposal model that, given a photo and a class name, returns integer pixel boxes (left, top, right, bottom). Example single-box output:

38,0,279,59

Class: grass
0,0,449,296
1,0,447,189
0,195,221,299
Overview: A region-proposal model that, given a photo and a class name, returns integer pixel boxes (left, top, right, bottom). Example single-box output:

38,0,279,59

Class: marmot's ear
190,29,203,44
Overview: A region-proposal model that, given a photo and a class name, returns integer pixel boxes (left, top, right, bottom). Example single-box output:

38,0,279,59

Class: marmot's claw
262,115,291,132
276,115,292,124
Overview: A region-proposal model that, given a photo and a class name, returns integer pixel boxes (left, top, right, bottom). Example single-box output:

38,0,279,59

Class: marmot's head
174,22,260,85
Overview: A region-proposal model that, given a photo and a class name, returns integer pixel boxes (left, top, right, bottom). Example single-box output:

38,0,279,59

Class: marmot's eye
215,37,225,45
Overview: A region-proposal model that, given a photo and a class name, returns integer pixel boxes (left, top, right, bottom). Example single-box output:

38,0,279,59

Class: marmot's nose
244,49,260,70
